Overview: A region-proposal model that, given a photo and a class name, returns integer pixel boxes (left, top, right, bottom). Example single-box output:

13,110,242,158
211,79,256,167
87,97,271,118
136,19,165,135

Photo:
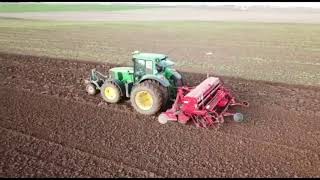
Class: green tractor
85,51,184,115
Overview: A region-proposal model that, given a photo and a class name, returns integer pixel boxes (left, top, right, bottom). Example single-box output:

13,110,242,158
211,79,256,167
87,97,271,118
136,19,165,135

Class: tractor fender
104,79,125,96
139,75,170,87
171,69,182,80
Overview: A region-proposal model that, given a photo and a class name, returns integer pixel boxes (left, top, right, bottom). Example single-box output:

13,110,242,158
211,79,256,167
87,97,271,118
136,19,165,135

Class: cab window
146,61,153,74
135,59,145,75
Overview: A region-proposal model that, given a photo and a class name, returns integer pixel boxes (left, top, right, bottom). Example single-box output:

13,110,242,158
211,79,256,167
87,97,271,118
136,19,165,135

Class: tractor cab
132,51,175,82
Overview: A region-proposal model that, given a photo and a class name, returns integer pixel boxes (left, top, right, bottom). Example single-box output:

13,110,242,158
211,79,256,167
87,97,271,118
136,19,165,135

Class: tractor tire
174,70,185,87
149,80,169,110
100,81,121,103
176,78,184,87
141,80,170,110
169,70,184,87
86,83,98,95
130,80,164,115
168,72,184,103
159,85,170,109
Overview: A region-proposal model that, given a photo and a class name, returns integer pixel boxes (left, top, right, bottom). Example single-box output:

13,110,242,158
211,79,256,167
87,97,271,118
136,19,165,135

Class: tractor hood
110,67,134,73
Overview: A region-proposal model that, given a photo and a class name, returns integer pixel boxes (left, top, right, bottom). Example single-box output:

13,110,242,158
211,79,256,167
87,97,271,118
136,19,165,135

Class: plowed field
1,52,320,177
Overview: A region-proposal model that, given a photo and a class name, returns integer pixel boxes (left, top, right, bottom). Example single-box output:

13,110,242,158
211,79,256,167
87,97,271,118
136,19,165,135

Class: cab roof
132,52,167,61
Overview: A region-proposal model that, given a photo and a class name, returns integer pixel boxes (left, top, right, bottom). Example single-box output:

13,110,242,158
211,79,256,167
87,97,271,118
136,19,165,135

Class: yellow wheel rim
135,91,154,110
104,87,116,100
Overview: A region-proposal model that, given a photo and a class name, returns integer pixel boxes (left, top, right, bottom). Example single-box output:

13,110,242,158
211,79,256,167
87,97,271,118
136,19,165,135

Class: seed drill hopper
158,76,249,128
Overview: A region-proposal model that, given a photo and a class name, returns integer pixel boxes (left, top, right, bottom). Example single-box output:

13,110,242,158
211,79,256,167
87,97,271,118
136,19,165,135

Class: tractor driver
156,63,164,73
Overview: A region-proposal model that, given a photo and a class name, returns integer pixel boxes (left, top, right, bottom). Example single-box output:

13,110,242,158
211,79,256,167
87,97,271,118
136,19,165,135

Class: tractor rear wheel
100,81,121,103
130,80,164,115
151,80,169,110
176,78,184,87
172,70,185,87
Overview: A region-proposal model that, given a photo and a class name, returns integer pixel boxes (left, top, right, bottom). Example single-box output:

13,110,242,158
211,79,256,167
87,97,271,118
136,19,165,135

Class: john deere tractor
85,51,184,115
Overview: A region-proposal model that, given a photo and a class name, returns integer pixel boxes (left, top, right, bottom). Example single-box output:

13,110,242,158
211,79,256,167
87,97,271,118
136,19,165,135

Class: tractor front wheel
86,83,98,95
100,81,121,103
130,80,164,115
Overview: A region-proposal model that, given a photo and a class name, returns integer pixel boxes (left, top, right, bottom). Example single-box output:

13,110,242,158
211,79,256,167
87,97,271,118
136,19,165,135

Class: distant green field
0,18,319,86
0,3,156,13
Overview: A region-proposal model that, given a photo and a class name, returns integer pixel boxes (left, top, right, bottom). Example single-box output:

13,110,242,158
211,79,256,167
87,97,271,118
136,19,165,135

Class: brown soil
0,52,320,177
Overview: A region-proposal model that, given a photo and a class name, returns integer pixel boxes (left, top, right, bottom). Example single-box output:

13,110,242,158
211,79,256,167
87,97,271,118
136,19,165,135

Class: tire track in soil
1,52,320,177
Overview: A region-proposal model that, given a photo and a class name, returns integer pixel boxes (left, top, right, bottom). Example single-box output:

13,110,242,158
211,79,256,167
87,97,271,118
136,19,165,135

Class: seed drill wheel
86,83,98,95
130,80,164,115
158,113,169,124
100,81,121,103
233,113,244,122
